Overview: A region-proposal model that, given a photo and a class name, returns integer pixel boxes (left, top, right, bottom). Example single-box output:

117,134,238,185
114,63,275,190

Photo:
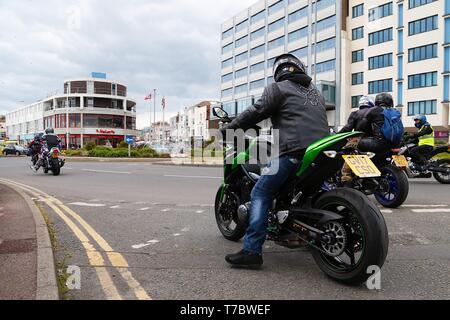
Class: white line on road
381,210,393,214
110,205,120,209
69,202,106,207
132,240,160,249
402,205,448,208
164,174,222,179
83,169,131,174
138,207,150,211
411,209,450,213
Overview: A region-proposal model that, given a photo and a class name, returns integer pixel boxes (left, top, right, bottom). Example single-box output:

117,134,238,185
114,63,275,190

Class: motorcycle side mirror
212,107,230,120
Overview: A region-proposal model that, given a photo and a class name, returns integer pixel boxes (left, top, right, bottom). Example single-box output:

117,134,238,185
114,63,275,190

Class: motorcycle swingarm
290,208,344,226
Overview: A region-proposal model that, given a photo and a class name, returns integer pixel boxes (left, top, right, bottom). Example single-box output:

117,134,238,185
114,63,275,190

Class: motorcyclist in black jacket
221,53,329,269
31,128,61,173
340,94,391,153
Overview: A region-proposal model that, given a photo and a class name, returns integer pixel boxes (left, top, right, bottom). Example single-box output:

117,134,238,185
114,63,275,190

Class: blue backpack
381,108,404,147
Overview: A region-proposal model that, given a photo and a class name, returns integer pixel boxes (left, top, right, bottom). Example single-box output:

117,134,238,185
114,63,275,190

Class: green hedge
64,146,169,158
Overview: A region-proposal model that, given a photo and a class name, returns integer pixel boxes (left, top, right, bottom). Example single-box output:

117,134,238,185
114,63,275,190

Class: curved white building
6,74,138,148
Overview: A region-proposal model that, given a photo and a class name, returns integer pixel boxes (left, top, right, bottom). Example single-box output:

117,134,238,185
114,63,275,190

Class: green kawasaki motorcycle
213,107,389,285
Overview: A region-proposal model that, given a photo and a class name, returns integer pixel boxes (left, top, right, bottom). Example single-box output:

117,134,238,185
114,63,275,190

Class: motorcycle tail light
391,149,401,154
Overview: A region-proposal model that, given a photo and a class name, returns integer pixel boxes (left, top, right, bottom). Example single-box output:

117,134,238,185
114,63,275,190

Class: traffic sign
126,136,135,145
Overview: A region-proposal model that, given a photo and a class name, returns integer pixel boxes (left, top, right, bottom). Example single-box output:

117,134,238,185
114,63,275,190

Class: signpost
126,136,135,157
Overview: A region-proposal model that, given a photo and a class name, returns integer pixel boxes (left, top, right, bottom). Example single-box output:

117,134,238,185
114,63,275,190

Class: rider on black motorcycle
406,115,435,171
220,53,329,269
31,127,61,173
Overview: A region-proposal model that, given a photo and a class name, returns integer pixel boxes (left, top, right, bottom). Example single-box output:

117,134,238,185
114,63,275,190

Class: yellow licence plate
343,155,381,178
392,155,408,168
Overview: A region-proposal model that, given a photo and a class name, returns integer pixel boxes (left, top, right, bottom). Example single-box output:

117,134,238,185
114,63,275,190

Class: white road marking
381,210,393,214
173,233,181,237
402,205,448,208
164,174,222,179
110,205,120,209
83,169,131,174
412,209,450,213
196,210,205,214
138,207,150,211
162,209,171,212
69,202,106,207
132,240,160,249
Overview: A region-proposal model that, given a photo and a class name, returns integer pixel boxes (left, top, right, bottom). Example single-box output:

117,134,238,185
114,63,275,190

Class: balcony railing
66,88,126,97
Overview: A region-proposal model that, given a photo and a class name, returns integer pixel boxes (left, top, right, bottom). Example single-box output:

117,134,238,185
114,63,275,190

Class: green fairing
296,132,362,177
231,139,257,171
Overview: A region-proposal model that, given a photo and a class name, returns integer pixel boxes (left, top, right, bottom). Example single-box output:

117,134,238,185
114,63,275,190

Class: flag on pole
144,93,152,101
161,97,166,109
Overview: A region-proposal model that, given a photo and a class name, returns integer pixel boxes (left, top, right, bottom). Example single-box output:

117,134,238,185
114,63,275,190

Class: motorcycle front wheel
312,188,389,285
214,188,247,242
433,159,450,184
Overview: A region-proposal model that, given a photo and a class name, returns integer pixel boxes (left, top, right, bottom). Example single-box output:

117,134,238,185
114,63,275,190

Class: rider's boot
225,250,263,269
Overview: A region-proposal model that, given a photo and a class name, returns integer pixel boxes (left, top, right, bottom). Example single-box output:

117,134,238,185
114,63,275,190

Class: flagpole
149,98,152,142
153,89,156,144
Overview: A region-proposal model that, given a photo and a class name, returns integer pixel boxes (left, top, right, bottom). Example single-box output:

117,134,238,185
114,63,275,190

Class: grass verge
36,203,72,300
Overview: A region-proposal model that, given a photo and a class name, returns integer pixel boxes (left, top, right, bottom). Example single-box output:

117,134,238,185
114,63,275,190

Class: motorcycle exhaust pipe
237,203,251,224
429,167,450,174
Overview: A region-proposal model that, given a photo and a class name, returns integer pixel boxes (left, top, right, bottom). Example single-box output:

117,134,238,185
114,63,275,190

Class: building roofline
63,78,127,86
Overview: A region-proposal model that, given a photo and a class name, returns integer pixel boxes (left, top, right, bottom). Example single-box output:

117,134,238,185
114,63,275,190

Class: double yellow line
0,178,151,300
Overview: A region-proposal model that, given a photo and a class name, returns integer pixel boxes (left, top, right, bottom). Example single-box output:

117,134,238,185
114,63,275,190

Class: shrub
85,142,97,151
118,141,128,149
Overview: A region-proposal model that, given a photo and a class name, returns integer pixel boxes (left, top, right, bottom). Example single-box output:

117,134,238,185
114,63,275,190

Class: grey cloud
0,0,255,128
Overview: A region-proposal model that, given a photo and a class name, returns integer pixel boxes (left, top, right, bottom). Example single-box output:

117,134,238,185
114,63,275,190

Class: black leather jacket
225,74,329,157
340,106,385,141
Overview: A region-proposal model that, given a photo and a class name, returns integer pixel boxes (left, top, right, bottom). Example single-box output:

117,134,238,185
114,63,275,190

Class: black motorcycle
397,142,450,184
33,144,65,176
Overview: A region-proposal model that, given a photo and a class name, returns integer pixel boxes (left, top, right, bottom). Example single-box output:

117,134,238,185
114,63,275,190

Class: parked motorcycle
396,142,450,184
212,107,389,285
324,148,410,209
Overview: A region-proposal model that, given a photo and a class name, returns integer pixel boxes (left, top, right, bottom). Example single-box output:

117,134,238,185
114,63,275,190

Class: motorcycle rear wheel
312,188,389,285
374,165,409,208
51,158,61,176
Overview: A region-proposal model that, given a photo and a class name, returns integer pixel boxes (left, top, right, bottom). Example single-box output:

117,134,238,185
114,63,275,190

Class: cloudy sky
0,0,255,129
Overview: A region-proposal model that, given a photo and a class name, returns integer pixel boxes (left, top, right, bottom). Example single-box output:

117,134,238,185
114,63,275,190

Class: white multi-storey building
6,74,139,147
221,0,450,140
0,115,6,140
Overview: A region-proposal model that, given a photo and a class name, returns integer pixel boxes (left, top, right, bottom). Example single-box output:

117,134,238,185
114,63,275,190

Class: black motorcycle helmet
45,127,54,134
375,93,394,108
273,53,306,83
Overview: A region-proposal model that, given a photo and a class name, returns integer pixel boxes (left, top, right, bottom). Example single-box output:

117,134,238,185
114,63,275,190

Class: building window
221,88,232,97
313,15,336,33
222,28,233,40
235,68,248,79
288,26,308,43
250,79,265,91
235,19,248,33
268,36,285,50
352,72,364,85
222,43,233,54
369,53,393,70
288,6,308,23
409,0,437,9
369,79,393,94
352,49,364,63
352,27,364,40
312,59,335,74
408,71,438,89
352,96,363,108
222,101,236,116
267,76,275,84
312,37,336,54
222,57,233,69
235,35,248,48
237,98,253,114
408,43,438,62
369,28,393,46
407,100,437,116
221,73,233,83
369,2,393,22
235,83,248,95
235,51,248,64
268,18,285,33
250,61,265,74
352,4,364,18
408,15,438,36
69,114,81,128
250,27,265,41
251,10,265,24
250,44,265,57
269,0,285,15
290,46,308,60
267,57,277,68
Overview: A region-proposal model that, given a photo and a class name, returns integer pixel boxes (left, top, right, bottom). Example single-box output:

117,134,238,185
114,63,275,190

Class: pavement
0,182,58,300
0,156,449,300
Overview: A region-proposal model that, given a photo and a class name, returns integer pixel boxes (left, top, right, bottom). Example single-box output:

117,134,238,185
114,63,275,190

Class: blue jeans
243,155,301,255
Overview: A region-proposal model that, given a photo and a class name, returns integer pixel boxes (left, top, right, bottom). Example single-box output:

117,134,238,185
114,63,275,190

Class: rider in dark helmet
340,94,391,153
31,127,61,173
406,115,435,170
221,53,329,269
